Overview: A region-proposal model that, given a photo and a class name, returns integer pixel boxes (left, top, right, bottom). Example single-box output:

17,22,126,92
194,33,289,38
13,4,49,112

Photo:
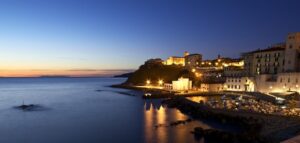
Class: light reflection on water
187,96,223,104
143,99,210,143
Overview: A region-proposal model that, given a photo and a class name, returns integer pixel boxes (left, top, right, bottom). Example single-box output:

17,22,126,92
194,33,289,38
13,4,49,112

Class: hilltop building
163,51,202,67
164,56,185,66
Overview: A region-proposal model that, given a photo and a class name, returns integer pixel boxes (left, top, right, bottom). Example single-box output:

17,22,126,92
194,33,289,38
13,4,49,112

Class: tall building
228,32,300,93
284,33,300,72
243,32,300,76
243,45,286,76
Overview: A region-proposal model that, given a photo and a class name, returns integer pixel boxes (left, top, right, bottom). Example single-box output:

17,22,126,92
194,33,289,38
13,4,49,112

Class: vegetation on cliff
123,61,196,86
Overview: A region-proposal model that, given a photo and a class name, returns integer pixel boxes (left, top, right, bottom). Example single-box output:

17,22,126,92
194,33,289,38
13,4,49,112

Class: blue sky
0,0,299,76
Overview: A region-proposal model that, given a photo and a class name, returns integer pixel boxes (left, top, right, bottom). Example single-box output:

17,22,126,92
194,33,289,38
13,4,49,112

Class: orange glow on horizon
0,69,133,77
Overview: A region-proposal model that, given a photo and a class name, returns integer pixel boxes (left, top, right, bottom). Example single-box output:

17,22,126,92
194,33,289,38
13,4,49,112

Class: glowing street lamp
158,79,164,86
146,80,151,85
192,68,196,72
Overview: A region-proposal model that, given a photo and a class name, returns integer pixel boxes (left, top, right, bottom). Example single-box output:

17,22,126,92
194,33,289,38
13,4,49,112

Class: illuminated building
243,32,300,76
255,73,300,93
229,32,300,93
199,56,243,70
163,51,202,67
163,78,192,91
242,46,286,76
164,56,185,66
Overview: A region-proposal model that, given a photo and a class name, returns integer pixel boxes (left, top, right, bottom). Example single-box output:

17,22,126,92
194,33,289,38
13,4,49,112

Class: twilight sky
0,0,300,77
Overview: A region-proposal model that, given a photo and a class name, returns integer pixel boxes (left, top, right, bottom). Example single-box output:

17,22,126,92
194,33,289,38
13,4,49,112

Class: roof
186,53,202,57
245,47,285,54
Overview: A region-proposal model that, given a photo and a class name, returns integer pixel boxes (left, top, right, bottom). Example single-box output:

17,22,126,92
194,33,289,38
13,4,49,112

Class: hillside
123,61,196,86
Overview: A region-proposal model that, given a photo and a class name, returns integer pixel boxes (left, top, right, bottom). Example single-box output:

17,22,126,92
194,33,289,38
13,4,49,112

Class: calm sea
0,77,232,143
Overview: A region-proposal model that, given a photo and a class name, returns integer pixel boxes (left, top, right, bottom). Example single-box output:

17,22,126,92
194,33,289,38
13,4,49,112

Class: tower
284,32,300,72
184,51,190,57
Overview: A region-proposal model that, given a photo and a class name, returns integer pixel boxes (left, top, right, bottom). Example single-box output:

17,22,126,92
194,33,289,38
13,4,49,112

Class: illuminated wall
164,57,185,66
256,73,300,93
172,78,192,91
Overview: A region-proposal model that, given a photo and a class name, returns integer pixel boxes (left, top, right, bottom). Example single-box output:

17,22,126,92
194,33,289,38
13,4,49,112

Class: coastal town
123,32,300,108
118,32,300,142
143,32,300,94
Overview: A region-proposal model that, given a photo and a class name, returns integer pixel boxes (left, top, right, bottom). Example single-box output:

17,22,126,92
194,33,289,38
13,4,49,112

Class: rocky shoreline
163,97,300,143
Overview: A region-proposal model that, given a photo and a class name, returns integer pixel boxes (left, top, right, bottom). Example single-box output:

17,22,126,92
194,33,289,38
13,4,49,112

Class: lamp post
146,80,151,85
158,79,164,86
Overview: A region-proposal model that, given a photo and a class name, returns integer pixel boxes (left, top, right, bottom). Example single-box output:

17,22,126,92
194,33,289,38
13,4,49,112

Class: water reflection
187,96,221,103
187,96,208,103
143,99,209,143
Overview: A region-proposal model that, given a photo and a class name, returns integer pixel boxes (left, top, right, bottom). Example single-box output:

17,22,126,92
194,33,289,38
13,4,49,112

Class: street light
146,80,151,85
158,79,164,86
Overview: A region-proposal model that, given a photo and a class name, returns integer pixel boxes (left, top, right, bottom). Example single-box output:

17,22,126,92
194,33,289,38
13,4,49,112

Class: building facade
225,77,255,92
228,32,300,93
200,83,224,92
243,46,286,76
172,78,192,91
284,33,300,72
164,56,185,66
163,51,202,68
255,73,300,93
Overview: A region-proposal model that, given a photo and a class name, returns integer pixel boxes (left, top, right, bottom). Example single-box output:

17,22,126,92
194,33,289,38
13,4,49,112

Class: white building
171,78,192,91
255,73,300,93
231,32,300,94
225,77,255,92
